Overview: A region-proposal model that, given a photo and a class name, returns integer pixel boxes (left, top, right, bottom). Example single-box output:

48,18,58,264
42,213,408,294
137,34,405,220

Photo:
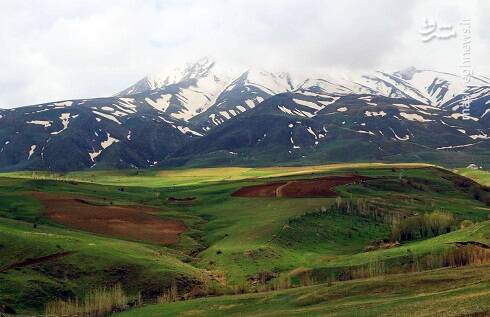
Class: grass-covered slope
0,163,489,315
0,176,208,313
115,265,490,317
0,218,203,312
457,167,490,186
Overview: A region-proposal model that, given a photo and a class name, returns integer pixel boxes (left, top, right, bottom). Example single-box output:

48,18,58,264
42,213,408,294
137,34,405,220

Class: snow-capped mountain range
0,57,488,171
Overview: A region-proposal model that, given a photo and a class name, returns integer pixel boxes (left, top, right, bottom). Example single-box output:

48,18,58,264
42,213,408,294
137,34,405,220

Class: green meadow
115,265,490,317
0,163,489,316
457,167,490,186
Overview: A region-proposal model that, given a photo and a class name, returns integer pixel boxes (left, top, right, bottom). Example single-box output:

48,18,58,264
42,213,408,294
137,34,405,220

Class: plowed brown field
232,175,368,198
32,192,186,244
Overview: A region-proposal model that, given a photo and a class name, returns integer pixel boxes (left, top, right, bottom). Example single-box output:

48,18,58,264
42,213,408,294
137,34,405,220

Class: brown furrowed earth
232,175,369,198
31,192,186,244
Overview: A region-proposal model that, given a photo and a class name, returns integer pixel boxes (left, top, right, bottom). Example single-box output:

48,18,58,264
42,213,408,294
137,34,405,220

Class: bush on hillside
45,284,128,317
391,211,454,242
460,219,474,229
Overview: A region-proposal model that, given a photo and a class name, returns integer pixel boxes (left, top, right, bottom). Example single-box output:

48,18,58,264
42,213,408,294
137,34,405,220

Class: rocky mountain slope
0,58,488,171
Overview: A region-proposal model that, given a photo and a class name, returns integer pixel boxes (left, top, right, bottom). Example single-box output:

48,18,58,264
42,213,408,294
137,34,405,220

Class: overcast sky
1,0,488,108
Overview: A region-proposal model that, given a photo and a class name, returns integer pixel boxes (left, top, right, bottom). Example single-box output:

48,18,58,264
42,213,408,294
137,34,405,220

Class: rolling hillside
0,163,489,315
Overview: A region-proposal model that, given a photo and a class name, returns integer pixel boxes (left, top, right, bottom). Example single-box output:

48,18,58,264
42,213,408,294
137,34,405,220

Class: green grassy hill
115,265,490,317
457,167,490,186
0,163,489,315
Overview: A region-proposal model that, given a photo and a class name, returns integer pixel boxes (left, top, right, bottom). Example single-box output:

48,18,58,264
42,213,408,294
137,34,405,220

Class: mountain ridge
0,58,488,171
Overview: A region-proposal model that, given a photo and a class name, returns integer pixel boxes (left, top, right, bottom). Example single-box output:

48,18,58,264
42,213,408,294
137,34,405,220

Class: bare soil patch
32,192,186,244
167,197,196,202
0,251,74,273
232,182,287,197
232,175,368,198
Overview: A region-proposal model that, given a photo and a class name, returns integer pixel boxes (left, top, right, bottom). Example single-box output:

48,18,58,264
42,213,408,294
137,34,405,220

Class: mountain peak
1,62,489,171
118,57,219,96
393,66,418,80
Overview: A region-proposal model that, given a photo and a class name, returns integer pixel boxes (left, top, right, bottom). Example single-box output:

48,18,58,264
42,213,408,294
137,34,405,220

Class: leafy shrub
460,219,474,229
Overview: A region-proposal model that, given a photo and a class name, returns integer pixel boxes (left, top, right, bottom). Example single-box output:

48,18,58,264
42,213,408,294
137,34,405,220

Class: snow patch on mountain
53,101,73,108
145,95,171,112
437,142,480,150
469,131,489,140
89,133,120,162
176,126,203,137
243,70,295,94
51,113,72,135
399,112,433,122
92,111,121,124
447,113,479,121
306,127,317,139
28,145,36,160
389,127,410,141
236,105,246,112
28,120,52,128
365,111,386,117
357,130,376,136
293,99,323,111
318,97,340,107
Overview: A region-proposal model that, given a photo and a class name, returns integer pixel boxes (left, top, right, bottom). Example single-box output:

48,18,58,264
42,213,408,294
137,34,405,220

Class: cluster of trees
287,197,394,227
413,244,490,270
289,198,463,245
332,243,490,282
391,211,454,242
287,199,457,244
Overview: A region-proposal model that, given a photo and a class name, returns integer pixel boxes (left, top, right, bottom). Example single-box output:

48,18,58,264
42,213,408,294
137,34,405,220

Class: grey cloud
0,0,487,108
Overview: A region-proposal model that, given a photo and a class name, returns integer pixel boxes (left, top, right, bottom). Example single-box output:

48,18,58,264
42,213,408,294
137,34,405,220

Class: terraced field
0,163,489,316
